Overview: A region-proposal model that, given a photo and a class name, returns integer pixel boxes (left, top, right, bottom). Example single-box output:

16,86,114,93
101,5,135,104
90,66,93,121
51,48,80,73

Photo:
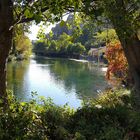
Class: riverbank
33,54,108,67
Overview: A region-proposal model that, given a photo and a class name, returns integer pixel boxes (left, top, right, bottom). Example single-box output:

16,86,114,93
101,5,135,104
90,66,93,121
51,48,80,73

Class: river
7,57,108,108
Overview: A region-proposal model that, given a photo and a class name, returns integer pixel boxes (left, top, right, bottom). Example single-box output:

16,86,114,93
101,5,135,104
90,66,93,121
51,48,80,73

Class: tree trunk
114,24,140,108
113,22,140,109
121,36,140,109
0,0,13,104
103,0,140,109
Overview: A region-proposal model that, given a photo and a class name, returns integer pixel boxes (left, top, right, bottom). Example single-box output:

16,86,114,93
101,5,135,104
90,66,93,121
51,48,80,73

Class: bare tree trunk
0,0,13,104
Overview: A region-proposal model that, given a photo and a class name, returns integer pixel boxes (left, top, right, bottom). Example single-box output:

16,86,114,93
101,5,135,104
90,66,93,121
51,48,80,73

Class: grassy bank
0,90,140,140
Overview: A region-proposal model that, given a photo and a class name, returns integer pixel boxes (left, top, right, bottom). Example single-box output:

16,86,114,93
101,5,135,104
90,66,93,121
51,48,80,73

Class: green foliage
0,91,74,140
56,33,72,54
15,34,32,58
50,14,112,54
13,0,81,25
33,33,86,57
67,43,86,54
37,26,46,40
70,89,140,140
33,40,48,52
11,24,32,60
95,29,118,44
47,40,57,53
0,90,140,139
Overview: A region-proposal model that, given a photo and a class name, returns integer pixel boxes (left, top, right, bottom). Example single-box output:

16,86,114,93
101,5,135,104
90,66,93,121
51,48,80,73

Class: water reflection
7,57,107,108
7,61,30,100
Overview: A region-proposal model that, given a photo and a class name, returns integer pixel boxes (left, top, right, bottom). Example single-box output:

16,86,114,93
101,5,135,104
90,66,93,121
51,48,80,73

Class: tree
36,26,46,40
80,0,140,108
15,34,32,58
95,29,118,44
67,43,86,55
56,33,72,54
0,0,13,102
0,0,79,102
33,40,48,54
12,24,32,59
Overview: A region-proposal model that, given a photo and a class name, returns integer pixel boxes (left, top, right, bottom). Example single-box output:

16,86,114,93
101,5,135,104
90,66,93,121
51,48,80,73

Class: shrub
0,90,139,139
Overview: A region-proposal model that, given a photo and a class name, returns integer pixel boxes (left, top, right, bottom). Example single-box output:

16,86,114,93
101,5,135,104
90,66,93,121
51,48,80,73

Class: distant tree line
33,14,110,58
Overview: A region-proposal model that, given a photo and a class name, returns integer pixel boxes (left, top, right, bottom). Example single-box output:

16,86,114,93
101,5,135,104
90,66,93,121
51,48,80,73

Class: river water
7,57,108,108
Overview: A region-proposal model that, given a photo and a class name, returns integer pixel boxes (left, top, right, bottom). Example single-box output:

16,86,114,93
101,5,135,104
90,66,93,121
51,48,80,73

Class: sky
27,23,55,40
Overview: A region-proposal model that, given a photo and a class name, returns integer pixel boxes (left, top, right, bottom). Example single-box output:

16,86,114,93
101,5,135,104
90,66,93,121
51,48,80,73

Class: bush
0,90,140,139
69,89,140,140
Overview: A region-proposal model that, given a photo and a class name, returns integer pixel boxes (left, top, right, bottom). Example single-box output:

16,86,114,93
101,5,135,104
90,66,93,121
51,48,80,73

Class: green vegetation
0,0,140,104
9,24,32,61
33,14,108,59
1,90,139,140
95,29,118,44
0,0,140,139
14,34,32,59
34,32,86,58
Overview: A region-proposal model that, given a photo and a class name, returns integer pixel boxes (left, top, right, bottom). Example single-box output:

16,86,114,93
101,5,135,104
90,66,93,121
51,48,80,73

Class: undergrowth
0,89,139,140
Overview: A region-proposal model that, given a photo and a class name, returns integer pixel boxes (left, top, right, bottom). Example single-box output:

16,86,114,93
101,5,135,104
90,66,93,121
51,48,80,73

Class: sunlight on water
7,58,108,108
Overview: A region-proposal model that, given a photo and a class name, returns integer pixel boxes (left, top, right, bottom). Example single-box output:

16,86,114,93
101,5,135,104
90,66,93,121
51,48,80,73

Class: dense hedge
0,90,140,140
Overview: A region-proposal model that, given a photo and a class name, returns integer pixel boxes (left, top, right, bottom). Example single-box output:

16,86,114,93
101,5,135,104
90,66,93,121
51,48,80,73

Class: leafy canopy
13,0,81,26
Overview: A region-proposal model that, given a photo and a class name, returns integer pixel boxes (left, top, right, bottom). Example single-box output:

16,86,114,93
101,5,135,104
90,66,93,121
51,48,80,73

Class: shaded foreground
0,90,140,140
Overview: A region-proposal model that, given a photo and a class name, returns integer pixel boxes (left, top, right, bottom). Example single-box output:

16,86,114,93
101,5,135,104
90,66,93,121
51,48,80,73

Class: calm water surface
7,57,108,108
